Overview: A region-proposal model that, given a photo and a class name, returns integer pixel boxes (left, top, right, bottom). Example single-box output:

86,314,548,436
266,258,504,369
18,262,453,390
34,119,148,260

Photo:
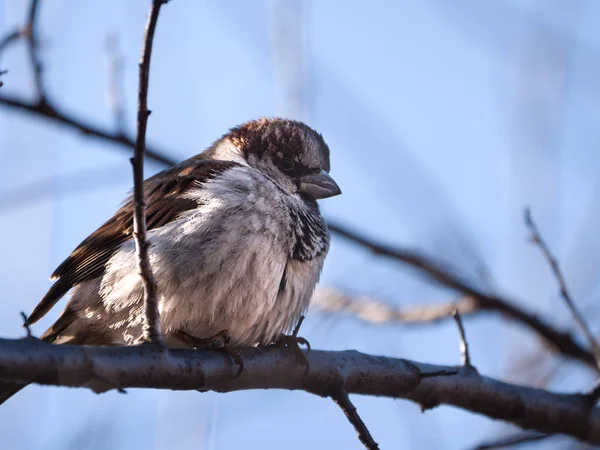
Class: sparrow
0,117,341,404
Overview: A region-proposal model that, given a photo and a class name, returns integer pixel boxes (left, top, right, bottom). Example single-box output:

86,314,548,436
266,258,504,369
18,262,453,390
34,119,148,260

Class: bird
0,117,341,404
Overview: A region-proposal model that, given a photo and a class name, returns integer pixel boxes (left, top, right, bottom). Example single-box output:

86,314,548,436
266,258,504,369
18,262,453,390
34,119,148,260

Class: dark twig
524,208,600,370
452,309,472,368
328,221,598,371
292,315,305,338
0,0,44,91
0,30,21,62
19,312,32,338
25,0,45,103
0,93,175,166
131,0,168,347
471,432,550,450
331,388,379,450
1,339,600,445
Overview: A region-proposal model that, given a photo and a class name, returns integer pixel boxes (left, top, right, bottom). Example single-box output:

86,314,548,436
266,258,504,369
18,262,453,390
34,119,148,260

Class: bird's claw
275,334,311,374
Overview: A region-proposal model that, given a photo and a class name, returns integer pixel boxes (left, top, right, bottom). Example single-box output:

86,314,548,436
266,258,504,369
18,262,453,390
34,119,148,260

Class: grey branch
131,0,168,346
331,388,379,450
525,208,600,370
25,0,45,103
0,93,174,166
0,0,43,93
0,338,599,445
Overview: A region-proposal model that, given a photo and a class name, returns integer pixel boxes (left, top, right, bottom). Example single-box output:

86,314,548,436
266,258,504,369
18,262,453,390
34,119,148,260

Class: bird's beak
299,170,342,199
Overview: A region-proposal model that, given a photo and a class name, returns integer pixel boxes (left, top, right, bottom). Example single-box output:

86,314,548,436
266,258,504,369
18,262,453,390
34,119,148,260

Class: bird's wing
27,158,240,325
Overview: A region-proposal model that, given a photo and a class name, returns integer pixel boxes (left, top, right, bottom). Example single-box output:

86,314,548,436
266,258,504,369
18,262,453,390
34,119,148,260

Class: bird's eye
281,157,294,172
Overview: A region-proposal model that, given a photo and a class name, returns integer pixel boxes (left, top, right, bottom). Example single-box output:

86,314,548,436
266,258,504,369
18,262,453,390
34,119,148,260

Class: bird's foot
273,316,310,373
175,329,244,377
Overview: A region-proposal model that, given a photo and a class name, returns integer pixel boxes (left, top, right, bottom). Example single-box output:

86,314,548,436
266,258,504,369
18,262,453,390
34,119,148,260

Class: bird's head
208,118,341,200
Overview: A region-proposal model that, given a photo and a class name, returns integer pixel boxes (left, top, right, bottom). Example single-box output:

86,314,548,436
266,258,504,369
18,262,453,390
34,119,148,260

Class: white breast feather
94,165,326,346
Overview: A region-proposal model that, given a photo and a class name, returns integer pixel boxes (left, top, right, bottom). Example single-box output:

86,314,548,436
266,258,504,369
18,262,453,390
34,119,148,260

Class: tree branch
0,93,175,166
0,338,598,445
131,0,168,346
25,0,45,103
313,287,478,325
331,388,379,449
525,208,600,370
0,30,21,62
327,222,599,371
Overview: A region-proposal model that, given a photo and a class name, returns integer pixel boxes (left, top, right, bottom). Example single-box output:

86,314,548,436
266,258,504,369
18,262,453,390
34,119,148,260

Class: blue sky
1,1,599,449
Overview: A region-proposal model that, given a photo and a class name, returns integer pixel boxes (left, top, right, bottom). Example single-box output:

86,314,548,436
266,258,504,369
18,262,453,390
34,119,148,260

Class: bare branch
19,312,32,338
0,338,599,445
327,221,599,371
0,30,21,62
25,0,45,103
524,208,600,370
331,388,379,449
452,309,472,368
0,0,44,92
131,0,168,347
312,287,478,325
0,93,175,165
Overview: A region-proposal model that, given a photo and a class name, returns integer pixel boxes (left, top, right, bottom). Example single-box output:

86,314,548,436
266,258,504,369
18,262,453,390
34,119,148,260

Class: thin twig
525,208,600,370
331,388,379,450
131,0,168,347
328,221,598,371
0,93,175,165
20,312,32,338
0,30,22,61
452,309,472,368
25,0,45,103
0,0,44,91
292,315,305,338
